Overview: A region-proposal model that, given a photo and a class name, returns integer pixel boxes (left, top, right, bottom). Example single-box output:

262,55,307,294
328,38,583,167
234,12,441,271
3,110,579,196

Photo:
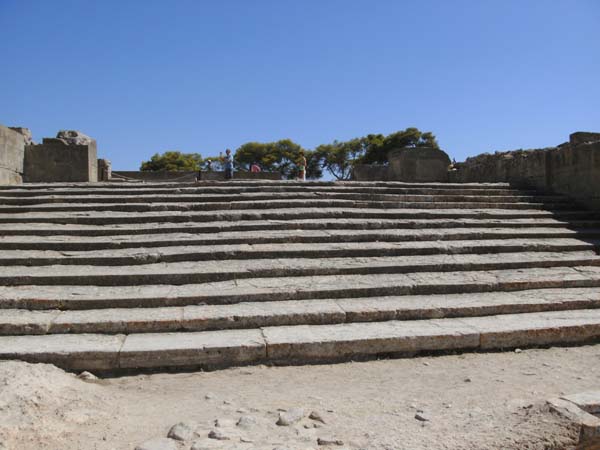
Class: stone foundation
24,136,98,183
0,125,25,185
451,132,600,209
353,147,451,182
388,147,450,182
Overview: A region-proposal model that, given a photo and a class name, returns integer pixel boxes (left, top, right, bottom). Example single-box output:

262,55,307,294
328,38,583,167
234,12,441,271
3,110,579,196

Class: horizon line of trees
139,127,439,180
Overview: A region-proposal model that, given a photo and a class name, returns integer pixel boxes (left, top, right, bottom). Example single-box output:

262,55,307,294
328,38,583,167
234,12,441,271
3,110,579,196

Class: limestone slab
0,333,124,370
182,300,345,331
2,266,600,310
461,309,600,349
262,319,480,362
49,306,183,334
3,287,600,336
119,329,266,369
561,391,600,415
548,397,600,442
0,308,60,334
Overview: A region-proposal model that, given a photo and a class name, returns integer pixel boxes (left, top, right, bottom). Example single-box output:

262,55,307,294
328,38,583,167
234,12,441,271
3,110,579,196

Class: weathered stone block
388,147,451,182
0,124,25,185
97,158,112,181
352,164,390,181
24,132,98,182
570,131,600,146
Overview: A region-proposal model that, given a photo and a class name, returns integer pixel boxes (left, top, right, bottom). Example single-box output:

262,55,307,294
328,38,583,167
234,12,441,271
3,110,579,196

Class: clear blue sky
1,0,598,170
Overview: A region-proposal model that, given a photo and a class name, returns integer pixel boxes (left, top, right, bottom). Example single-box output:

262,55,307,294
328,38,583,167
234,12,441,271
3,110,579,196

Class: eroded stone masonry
1,127,600,373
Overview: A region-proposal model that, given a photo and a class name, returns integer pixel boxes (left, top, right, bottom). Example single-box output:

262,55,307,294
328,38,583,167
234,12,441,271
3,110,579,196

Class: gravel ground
3,344,599,450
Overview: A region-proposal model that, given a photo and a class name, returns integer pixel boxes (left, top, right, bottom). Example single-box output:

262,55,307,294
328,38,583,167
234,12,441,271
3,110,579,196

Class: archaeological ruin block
24,131,98,183
0,125,26,185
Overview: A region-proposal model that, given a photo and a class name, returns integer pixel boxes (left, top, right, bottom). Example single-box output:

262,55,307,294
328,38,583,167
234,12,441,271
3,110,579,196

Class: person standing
298,152,307,181
222,149,234,180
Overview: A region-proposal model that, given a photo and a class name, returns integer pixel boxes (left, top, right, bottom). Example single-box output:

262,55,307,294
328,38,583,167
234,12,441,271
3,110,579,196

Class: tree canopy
140,151,203,171
312,128,439,180
234,139,322,179
360,128,439,164
138,127,439,179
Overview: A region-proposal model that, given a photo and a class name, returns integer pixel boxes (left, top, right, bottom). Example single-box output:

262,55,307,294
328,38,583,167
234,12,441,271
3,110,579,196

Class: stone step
1,250,598,285
0,180,515,191
0,207,594,225
0,192,569,205
2,308,600,371
0,186,543,198
2,265,600,310
0,199,575,214
1,287,599,336
1,227,599,251
2,218,600,236
0,238,596,266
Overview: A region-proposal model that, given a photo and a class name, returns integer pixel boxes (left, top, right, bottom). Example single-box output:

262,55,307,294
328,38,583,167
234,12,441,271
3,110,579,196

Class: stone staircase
1,180,600,373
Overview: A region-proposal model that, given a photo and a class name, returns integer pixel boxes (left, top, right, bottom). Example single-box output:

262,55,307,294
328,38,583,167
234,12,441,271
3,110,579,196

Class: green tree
234,139,321,179
140,151,203,171
361,128,439,164
313,128,439,179
314,138,369,180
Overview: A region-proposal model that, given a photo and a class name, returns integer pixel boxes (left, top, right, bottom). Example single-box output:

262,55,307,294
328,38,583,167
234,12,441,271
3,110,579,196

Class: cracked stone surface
0,180,599,372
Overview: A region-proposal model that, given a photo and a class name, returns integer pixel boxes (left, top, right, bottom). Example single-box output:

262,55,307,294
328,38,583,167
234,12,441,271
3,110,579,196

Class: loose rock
309,410,326,424
317,436,344,446
167,422,195,441
134,437,179,450
77,371,97,381
190,441,214,450
415,412,431,422
276,408,305,426
215,418,236,428
56,130,94,146
236,415,257,429
208,429,230,440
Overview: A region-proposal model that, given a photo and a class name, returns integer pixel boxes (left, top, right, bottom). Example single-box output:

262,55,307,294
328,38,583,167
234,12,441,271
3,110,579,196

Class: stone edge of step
1,309,600,372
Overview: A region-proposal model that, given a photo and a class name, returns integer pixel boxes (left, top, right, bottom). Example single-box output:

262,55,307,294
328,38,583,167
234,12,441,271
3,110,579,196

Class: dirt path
3,344,599,449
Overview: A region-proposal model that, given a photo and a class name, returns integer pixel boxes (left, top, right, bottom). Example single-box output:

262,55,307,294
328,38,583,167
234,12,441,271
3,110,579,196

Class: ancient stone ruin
353,147,452,182
0,125,100,184
1,128,600,373
0,179,599,371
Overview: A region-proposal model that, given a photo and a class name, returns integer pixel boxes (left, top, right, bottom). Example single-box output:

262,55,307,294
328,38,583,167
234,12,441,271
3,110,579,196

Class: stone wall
450,132,600,209
352,165,390,181
0,125,25,185
112,171,282,182
353,147,451,182
388,147,450,182
24,137,98,183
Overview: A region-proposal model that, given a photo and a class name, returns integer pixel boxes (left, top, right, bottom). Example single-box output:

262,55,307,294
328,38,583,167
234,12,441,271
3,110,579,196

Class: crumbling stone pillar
24,130,98,182
98,159,112,181
0,125,27,185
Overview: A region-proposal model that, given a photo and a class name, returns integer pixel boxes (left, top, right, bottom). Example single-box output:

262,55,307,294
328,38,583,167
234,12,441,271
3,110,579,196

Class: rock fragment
276,408,305,426
167,422,195,441
415,412,431,422
317,436,344,446
77,371,97,380
236,414,257,429
134,437,179,450
309,410,326,424
208,429,230,440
